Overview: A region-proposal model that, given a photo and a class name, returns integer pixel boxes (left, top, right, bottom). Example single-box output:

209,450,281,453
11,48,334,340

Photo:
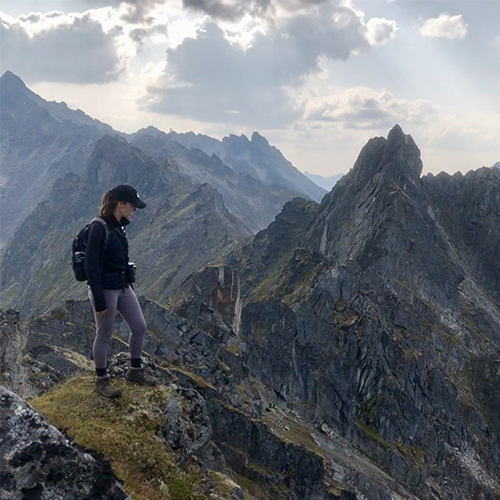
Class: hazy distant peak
135,125,164,137
251,131,269,146
223,133,249,144
493,162,500,170
1,71,114,133
0,70,27,92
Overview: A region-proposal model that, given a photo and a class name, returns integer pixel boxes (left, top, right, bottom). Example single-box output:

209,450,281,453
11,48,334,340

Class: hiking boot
125,367,157,386
94,375,122,399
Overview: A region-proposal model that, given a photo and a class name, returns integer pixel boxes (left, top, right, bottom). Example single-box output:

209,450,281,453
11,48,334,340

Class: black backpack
71,217,109,281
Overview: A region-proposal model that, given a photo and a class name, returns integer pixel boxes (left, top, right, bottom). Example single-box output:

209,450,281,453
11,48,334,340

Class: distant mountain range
0,71,331,316
0,70,325,249
141,127,326,202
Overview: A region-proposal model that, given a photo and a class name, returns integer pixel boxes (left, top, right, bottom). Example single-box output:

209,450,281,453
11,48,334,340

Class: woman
85,184,157,398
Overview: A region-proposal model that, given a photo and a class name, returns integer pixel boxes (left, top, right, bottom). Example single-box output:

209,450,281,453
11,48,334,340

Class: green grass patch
31,376,204,500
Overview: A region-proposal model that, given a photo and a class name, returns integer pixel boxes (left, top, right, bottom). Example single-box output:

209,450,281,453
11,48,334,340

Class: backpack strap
90,217,110,247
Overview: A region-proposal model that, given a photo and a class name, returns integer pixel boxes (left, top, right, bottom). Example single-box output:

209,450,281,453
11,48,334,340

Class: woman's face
117,201,136,219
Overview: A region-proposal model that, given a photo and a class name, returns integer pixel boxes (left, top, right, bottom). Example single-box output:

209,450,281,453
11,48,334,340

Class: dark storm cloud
0,14,122,84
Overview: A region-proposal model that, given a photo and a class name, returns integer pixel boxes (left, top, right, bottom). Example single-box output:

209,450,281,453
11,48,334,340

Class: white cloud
141,2,398,126
419,13,468,40
366,17,398,47
0,11,124,83
304,86,437,130
85,0,184,23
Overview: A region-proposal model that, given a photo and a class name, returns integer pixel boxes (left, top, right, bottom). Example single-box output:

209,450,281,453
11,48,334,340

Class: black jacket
85,215,131,312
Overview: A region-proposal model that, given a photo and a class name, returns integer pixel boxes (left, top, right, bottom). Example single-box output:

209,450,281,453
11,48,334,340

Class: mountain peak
0,71,28,93
349,125,422,189
251,131,269,146
386,123,404,142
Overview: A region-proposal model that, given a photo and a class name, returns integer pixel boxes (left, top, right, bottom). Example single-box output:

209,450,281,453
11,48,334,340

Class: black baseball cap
109,185,147,209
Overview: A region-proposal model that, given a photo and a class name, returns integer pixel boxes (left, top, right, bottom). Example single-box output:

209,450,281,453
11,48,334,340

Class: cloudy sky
1,0,499,176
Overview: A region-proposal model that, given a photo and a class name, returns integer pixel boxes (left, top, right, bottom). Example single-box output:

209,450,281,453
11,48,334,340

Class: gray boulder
0,385,130,500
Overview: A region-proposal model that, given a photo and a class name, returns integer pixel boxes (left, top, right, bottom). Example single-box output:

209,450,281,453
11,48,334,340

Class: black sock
96,368,106,377
131,358,142,368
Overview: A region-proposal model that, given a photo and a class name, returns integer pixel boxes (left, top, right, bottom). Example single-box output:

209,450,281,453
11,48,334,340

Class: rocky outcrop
226,125,500,500
0,309,70,399
0,310,32,398
0,385,129,500
167,265,242,341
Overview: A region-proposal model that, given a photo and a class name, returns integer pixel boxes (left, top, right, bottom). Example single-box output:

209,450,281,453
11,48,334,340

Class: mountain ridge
0,71,322,247
137,127,327,202
223,125,500,499
0,134,252,317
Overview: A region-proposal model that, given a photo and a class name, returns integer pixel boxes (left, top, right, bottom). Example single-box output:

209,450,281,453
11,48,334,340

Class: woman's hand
97,309,108,316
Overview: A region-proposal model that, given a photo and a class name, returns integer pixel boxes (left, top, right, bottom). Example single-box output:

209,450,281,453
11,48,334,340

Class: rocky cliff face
167,265,242,343
1,298,369,500
225,126,500,499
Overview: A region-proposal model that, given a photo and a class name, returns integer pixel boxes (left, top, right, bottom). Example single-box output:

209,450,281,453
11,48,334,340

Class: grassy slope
31,376,205,500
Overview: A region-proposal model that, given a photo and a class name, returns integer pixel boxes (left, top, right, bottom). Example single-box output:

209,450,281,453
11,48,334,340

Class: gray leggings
89,286,146,369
